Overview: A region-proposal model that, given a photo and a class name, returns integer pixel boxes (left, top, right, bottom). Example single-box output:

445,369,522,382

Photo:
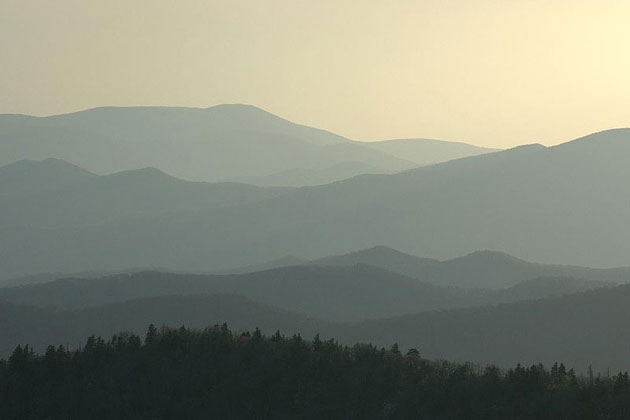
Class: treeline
1,325,630,419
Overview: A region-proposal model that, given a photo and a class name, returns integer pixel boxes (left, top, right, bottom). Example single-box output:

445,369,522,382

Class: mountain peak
0,158,95,195
0,157,90,172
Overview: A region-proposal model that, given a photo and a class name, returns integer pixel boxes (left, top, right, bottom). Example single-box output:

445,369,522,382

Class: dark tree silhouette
2,325,630,419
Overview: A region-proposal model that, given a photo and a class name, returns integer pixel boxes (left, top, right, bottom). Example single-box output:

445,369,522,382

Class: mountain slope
348,283,630,372
363,137,499,166
307,247,630,289
0,266,480,322
0,105,417,183
164,128,629,268
232,246,630,289
415,250,630,289
0,159,290,228
494,276,614,301
0,158,96,196
309,246,438,279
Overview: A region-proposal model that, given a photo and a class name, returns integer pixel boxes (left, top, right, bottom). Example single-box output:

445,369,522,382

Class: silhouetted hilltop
0,159,289,228
310,247,630,289
0,158,95,195
309,246,438,279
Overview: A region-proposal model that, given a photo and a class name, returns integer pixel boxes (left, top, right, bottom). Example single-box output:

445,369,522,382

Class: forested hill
2,325,630,420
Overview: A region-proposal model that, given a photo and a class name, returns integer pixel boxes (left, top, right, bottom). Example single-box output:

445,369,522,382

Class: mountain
494,276,614,301
363,138,499,166
0,159,289,228
0,105,417,183
0,267,174,288
0,105,497,186
309,246,438,279
1,129,630,278
0,266,479,322
0,158,95,196
310,246,630,289
0,262,615,325
347,283,630,372
414,250,630,289
4,244,622,290
161,128,629,269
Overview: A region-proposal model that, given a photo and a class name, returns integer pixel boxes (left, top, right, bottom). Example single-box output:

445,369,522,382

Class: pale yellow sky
1,0,629,148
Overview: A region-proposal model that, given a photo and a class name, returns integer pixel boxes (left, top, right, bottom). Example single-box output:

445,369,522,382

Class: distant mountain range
4,245,627,290
1,124,630,277
306,246,630,289
0,255,616,322
0,105,496,185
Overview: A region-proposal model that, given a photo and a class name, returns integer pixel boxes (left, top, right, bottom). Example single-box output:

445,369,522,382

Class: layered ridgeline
4,245,627,290
1,128,630,278
5,281,630,372
0,158,289,228
0,264,614,322
306,246,630,289
0,105,495,185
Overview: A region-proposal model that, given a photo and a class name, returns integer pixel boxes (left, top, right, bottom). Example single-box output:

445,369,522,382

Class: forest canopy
2,325,630,420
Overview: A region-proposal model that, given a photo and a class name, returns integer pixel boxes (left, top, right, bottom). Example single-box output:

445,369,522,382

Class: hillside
0,159,289,228
7,245,627,291
309,246,438,279
348,283,630,372
363,137,499,166
0,158,95,196
0,266,479,322
310,246,630,289
494,276,614,301
0,264,615,327
415,250,630,289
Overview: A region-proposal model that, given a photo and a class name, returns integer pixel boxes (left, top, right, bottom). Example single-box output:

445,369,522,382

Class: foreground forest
2,325,630,420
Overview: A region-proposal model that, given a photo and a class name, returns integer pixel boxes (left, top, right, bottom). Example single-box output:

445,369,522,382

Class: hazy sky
2,0,629,148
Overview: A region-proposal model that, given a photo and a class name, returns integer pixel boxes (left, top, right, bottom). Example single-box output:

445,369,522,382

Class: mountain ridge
0,104,497,184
